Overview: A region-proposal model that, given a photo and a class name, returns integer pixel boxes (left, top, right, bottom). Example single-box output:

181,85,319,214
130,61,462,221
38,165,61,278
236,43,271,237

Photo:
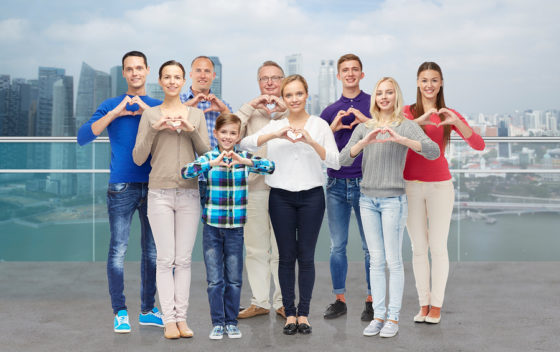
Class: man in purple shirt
320,54,373,321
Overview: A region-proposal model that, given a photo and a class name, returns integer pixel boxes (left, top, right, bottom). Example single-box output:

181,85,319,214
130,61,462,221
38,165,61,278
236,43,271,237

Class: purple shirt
320,90,371,178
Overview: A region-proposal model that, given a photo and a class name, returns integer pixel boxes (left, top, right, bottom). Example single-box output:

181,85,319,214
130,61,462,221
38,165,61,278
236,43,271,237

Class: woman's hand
151,115,175,131
437,108,460,127
176,116,195,132
414,108,438,126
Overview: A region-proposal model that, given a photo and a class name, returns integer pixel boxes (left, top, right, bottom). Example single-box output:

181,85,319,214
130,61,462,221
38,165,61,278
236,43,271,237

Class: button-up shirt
181,146,275,228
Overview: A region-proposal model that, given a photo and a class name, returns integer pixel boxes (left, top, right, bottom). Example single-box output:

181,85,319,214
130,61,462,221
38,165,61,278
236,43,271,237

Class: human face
258,66,284,97
337,60,364,89
158,65,185,97
282,80,308,114
213,122,240,151
190,58,215,93
122,56,149,90
375,80,396,113
417,69,442,101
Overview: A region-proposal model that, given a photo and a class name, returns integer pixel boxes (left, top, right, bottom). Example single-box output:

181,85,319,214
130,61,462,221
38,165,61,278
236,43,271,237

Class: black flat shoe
297,323,312,334
283,323,298,335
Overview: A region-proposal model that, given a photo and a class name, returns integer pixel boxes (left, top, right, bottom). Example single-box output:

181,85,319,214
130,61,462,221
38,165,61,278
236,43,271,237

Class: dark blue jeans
326,177,371,295
202,224,244,327
269,186,325,317
106,182,157,314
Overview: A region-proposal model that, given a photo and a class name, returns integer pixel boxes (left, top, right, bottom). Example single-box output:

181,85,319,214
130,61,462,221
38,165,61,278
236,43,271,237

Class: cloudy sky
1,0,558,114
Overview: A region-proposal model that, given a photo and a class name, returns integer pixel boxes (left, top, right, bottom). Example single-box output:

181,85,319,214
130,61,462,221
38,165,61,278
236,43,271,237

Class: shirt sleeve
339,124,366,166
182,152,212,179
244,151,275,175
403,120,440,160
132,109,158,166
77,102,110,146
317,118,340,170
239,120,276,152
451,109,485,151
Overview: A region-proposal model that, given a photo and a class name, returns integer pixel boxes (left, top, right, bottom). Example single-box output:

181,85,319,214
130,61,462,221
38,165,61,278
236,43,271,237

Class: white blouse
240,115,340,192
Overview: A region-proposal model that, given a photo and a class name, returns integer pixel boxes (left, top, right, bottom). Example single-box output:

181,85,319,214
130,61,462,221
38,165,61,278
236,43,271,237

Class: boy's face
213,123,240,151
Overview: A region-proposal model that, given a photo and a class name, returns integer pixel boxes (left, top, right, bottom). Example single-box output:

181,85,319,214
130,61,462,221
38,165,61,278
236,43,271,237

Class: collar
340,90,365,103
213,145,240,154
187,86,213,100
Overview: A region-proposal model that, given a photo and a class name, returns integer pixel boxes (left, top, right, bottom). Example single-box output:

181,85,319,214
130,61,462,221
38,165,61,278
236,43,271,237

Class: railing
1,137,559,262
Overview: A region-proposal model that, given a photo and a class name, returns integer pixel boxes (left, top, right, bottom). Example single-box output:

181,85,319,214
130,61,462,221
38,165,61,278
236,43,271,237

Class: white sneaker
363,319,384,336
380,321,399,337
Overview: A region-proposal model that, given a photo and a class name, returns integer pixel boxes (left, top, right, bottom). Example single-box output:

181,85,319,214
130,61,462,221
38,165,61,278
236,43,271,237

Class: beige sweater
133,106,210,189
236,103,287,191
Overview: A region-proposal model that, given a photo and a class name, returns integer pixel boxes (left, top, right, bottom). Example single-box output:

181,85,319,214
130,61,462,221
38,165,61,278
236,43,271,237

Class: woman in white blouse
241,74,339,335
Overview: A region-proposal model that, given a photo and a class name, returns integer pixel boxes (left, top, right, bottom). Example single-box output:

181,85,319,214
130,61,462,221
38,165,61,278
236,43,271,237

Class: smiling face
158,64,185,97
258,65,284,97
282,80,308,114
417,69,443,101
213,122,240,151
337,59,364,90
122,56,149,90
190,57,215,94
375,80,396,113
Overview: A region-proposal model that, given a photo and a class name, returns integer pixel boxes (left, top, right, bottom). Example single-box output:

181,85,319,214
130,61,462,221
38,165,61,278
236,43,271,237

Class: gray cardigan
339,119,439,198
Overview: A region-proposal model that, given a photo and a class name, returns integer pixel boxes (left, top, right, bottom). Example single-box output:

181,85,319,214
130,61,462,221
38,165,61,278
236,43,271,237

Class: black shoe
297,323,312,334
283,323,298,335
323,300,347,319
360,301,374,321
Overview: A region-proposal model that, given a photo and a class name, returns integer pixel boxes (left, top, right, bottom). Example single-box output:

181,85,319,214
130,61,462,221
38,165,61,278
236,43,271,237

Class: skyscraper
318,60,337,113
36,67,65,136
110,66,127,97
208,56,223,99
147,83,164,101
0,75,11,135
498,119,511,158
285,54,303,76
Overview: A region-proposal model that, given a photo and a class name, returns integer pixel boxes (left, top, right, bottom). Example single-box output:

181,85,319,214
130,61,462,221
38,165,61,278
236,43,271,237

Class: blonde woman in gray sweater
133,60,210,339
339,77,439,338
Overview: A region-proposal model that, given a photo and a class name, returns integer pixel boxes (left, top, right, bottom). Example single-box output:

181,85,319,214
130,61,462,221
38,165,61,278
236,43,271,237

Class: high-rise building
208,56,223,99
147,83,164,101
36,67,65,136
0,75,11,135
498,119,511,158
285,54,303,76
318,60,337,113
110,66,127,97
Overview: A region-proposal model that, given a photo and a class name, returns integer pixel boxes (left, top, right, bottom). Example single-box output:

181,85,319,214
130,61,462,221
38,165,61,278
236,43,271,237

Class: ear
213,129,218,141
336,72,341,81
212,72,216,79
360,72,365,80
146,66,150,76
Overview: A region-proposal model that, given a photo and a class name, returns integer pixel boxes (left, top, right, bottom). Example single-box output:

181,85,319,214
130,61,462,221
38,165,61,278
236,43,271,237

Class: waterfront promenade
1,261,558,352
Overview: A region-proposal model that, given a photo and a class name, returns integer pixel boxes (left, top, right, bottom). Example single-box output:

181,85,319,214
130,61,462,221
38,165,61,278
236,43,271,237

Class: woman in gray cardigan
339,77,439,338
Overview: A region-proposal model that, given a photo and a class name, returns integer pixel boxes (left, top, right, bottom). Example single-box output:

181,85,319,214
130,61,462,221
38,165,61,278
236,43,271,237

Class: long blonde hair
365,77,405,129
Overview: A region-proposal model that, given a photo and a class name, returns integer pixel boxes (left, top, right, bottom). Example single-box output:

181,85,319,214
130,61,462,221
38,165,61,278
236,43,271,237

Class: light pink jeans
147,188,200,324
405,180,455,308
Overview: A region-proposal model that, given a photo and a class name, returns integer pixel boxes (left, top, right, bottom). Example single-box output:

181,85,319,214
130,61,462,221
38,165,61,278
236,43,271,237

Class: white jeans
147,188,200,324
405,180,455,308
244,190,282,310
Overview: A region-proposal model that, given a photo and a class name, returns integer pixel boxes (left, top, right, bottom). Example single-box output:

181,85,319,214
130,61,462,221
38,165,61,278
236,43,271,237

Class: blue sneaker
209,325,224,340
225,324,242,339
114,310,131,333
139,307,164,327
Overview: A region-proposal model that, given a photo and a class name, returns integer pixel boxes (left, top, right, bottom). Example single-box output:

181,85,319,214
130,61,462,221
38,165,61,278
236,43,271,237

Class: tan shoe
238,304,269,319
164,322,180,339
176,321,194,338
276,306,286,318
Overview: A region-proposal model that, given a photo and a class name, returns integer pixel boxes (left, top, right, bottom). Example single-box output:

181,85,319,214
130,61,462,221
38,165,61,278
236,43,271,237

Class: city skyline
0,0,558,114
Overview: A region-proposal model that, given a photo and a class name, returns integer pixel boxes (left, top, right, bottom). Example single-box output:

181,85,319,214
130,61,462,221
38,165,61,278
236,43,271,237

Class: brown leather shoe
176,321,194,338
276,306,286,318
164,322,180,339
238,304,270,319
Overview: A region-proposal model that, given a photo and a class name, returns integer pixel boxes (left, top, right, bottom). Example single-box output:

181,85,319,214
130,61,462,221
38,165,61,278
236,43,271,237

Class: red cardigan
403,105,485,182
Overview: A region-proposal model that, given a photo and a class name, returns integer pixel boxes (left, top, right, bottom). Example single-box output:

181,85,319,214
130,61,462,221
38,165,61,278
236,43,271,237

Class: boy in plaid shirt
181,113,274,340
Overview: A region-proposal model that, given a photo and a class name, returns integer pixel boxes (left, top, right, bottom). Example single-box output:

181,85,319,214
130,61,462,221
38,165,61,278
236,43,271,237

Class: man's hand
203,94,231,114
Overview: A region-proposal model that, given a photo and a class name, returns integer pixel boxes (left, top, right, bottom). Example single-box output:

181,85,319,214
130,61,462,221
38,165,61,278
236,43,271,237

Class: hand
359,128,389,146
267,95,287,114
293,128,313,144
330,110,353,132
346,107,370,127
229,151,252,167
110,96,138,118
174,115,195,132
437,108,460,127
381,127,405,143
209,150,231,167
203,94,230,114
152,115,175,131
414,108,438,126
130,95,149,115
183,93,207,108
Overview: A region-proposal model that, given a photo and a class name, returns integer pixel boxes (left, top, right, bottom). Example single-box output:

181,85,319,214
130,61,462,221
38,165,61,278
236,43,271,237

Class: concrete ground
0,262,558,352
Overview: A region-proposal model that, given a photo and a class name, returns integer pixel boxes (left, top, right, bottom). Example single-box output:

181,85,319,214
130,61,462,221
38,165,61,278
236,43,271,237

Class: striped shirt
181,147,275,228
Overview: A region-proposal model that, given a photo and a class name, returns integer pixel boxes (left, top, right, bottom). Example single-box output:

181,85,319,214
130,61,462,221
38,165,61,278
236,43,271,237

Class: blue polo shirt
77,94,162,183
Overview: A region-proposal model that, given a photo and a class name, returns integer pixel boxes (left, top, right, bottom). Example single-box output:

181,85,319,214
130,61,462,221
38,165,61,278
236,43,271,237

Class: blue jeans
359,194,407,322
326,177,371,295
202,224,244,327
106,182,157,314
269,186,325,317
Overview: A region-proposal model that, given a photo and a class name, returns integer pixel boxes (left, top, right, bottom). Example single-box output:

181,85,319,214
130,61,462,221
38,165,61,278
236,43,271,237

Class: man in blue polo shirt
180,56,232,206
320,54,373,321
77,51,163,333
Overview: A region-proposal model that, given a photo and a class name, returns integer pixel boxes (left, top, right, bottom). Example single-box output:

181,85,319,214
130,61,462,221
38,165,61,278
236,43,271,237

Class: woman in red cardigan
404,62,485,324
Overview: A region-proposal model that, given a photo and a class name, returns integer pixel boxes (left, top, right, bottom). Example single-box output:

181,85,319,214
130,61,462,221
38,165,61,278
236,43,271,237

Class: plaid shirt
181,147,275,228
180,87,233,149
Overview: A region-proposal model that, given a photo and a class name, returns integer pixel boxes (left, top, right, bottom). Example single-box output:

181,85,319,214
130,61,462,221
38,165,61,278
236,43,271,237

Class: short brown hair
280,74,308,96
257,61,284,80
337,53,362,72
215,113,242,131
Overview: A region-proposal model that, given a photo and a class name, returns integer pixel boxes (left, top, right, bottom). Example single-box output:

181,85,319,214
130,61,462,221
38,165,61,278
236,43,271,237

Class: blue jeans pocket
108,183,129,194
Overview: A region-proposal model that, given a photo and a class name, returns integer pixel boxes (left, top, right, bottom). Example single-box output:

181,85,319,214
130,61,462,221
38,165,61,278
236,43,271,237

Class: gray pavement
0,261,558,352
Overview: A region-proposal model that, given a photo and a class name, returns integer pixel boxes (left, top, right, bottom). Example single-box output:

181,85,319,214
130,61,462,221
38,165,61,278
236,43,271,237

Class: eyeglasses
258,76,284,82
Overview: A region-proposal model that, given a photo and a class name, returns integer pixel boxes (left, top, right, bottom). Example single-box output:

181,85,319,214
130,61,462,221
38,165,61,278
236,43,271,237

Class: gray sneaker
225,324,242,339
380,321,399,337
363,319,384,336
